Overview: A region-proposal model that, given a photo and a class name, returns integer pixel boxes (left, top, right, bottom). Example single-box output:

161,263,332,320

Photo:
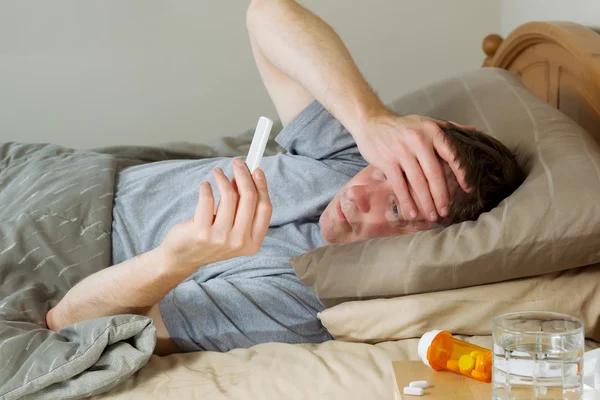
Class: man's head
319,124,525,244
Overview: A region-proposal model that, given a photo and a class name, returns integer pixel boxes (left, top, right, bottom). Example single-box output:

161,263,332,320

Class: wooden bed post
480,21,600,141
482,34,503,67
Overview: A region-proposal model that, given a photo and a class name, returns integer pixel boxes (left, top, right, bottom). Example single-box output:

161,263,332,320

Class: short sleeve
275,100,364,163
159,273,332,352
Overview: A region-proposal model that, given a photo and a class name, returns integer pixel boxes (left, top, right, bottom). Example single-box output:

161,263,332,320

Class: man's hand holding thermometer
160,117,273,273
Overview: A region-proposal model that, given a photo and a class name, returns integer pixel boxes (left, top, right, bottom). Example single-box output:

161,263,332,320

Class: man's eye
392,204,399,216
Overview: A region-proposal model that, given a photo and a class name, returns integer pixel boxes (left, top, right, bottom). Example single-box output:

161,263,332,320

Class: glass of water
492,311,584,400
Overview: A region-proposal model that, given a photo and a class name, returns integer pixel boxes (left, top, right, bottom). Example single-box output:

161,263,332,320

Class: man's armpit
145,303,181,356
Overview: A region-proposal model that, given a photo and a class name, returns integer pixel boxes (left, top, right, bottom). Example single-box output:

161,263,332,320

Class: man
46,0,524,355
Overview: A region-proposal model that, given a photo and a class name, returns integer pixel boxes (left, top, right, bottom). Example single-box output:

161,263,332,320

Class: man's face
319,163,460,244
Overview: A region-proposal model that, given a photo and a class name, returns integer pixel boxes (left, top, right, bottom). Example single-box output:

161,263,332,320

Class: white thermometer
246,116,273,173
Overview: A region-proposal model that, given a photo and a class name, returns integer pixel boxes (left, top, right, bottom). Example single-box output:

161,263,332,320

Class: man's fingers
415,149,450,218
385,164,417,220
251,169,272,242
231,158,258,233
194,182,215,228
433,135,470,192
212,167,238,230
412,123,450,217
400,156,438,221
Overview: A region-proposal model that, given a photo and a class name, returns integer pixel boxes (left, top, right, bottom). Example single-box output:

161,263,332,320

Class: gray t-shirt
111,101,367,352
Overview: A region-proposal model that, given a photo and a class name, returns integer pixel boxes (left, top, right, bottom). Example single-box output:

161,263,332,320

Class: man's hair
439,124,525,226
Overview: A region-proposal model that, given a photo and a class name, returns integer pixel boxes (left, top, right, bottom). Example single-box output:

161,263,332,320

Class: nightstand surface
393,360,491,399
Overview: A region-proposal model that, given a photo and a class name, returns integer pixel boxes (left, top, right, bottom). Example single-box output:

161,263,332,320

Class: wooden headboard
481,21,600,142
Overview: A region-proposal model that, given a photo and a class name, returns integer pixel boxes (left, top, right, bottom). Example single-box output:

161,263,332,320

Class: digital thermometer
246,116,273,173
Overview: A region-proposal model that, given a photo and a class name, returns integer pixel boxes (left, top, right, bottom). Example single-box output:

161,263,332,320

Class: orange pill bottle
418,330,493,383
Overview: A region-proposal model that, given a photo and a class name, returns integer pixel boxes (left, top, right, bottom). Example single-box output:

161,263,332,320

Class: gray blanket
0,130,284,399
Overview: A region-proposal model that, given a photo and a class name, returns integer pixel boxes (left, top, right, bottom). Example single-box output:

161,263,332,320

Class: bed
2,20,600,400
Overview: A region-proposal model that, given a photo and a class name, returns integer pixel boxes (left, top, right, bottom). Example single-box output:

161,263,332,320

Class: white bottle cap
417,330,443,369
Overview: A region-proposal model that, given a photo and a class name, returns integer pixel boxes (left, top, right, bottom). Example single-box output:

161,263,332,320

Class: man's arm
247,0,390,133
46,247,184,355
247,0,471,223
47,159,272,356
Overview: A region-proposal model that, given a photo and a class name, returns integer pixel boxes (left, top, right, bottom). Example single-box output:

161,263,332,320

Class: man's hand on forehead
395,161,463,219
353,113,475,222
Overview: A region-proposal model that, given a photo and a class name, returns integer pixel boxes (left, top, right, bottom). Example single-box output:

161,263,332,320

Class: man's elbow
46,303,78,331
247,0,267,27
45,306,62,331
247,0,289,27
248,0,285,8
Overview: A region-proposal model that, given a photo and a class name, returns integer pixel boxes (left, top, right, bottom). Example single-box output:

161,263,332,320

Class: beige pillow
290,67,600,307
318,261,600,343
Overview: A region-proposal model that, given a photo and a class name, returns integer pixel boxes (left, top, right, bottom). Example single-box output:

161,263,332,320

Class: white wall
501,0,600,37
0,0,501,149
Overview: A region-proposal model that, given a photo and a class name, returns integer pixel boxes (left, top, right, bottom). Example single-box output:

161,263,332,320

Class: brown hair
440,124,525,225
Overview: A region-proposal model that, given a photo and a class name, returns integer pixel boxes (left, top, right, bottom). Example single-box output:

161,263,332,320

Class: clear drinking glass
492,311,584,400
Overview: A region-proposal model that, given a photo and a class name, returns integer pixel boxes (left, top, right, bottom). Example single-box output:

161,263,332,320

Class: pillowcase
290,67,600,307
318,261,600,343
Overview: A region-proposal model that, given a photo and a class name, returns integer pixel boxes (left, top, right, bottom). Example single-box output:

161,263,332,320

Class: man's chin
319,212,337,244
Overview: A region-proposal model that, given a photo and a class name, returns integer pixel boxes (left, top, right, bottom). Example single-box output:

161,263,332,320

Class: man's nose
345,184,373,213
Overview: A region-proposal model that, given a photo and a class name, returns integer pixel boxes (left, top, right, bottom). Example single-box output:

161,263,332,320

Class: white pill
403,387,424,396
409,380,429,389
